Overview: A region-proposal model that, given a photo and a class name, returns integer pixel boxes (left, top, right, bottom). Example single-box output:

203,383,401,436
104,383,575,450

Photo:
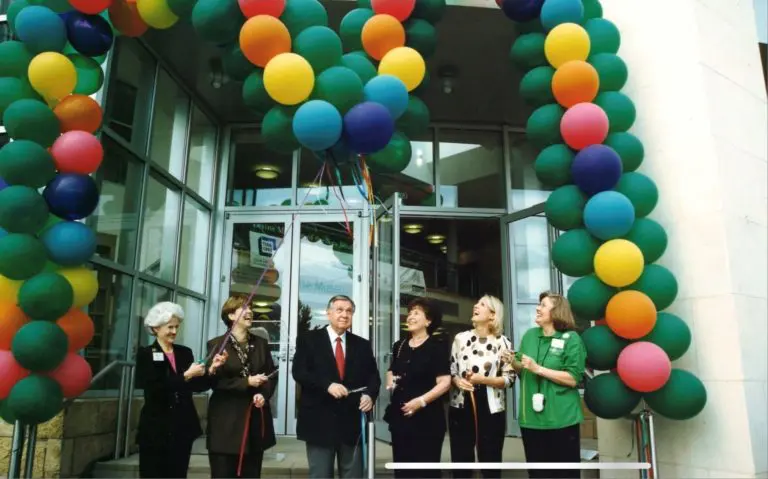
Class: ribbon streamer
237,403,253,477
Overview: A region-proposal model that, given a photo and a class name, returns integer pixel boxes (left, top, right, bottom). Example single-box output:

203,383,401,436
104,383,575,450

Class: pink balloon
238,0,285,17
50,131,104,175
617,342,671,393
0,350,30,400
560,102,609,150
46,353,92,399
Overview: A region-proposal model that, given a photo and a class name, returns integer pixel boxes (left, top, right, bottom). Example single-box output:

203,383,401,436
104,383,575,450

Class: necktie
335,337,345,380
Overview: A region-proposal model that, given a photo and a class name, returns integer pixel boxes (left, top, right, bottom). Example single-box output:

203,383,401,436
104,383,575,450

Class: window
228,129,293,207
178,197,210,293
149,69,189,178
369,129,436,207
186,106,216,201
175,295,205,359
508,132,552,210
138,175,180,281
135,281,173,348
438,129,505,208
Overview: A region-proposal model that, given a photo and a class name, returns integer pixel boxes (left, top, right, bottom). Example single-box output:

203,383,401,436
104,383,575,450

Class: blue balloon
43,174,99,221
0,227,6,240
501,0,545,22
15,6,68,54
41,220,96,266
65,12,114,58
584,191,635,240
571,144,623,196
540,0,584,31
292,100,343,152
343,102,394,155
0,177,7,192
363,75,408,119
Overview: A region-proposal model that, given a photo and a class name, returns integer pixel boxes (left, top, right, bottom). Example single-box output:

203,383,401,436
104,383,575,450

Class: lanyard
535,337,551,394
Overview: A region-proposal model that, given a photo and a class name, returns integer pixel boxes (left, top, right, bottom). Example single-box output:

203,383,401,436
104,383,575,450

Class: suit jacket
206,334,277,454
135,342,206,448
292,328,381,446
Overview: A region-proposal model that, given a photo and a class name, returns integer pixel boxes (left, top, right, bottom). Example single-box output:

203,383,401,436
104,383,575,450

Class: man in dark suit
292,295,381,478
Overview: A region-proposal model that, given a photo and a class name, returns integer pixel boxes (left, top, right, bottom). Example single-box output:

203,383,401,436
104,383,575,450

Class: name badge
551,338,565,349
153,352,164,362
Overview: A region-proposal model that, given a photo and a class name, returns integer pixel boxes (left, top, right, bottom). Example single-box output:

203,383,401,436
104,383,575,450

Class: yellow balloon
28,52,77,102
378,46,425,92
0,275,22,304
545,23,590,68
594,239,645,287
58,267,99,308
136,0,178,30
264,53,315,106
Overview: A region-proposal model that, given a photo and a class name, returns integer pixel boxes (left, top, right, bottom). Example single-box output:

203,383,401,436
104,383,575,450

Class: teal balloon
340,8,373,52
262,106,300,154
191,0,245,44
167,0,197,17
540,0,583,31
552,229,600,277
582,325,628,370
0,186,49,234
594,91,635,132
510,33,546,70
12,322,68,371
645,369,706,420
7,0,31,37
341,52,377,84
584,18,620,54
294,26,342,73
642,313,691,361
18,272,74,320
281,0,328,38
396,96,430,138
368,132,412,174
405,19,437,58
0,233,47,280
242,70,274,114
567,274,615,320
628,264,678,311
313,66,364,115
615,172,658,217
604,132,644,172
623,218,667,264
0,41,33,77
527,104,564,147
68,54,105,96
223,44,255,82
412,0,446,23
589,53,627,92
5,375,64,425
535,144,573,187
582,0,603,19
0,140,57,188
2,99,60,148
14,5,67,54
545,184,585,230
584,372,641,419
520,66,555,107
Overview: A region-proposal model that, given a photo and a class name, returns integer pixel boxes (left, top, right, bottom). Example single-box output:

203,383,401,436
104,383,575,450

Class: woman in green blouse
506,291,586,479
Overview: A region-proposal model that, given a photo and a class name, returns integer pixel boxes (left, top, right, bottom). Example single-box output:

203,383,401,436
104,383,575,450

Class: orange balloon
552,60,599,108
56,309,96,352
0,302,29,350
239,15,291,68
605,290,657,340
54,95,104,133
361,14,405,61
109,0,148,37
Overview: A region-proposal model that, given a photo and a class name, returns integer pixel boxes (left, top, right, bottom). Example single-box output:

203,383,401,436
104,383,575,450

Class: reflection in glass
296,150,367,209
149,69,189,178
136,281,173,348
438,129,505,208
374,208,394,440
186,106,217,201
511,216,552,302
178,197,210,293
508,132,551,210
175,295,205,361
227,129,293,207
139,175,180,281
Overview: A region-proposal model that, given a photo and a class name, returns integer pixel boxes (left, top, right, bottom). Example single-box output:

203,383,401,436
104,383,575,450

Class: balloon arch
0,0,706,426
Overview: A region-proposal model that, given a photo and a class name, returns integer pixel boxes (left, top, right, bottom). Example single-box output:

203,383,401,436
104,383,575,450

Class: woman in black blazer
206,295,277,478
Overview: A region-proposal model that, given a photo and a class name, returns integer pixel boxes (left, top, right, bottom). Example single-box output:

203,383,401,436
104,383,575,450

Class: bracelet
418,397,427,408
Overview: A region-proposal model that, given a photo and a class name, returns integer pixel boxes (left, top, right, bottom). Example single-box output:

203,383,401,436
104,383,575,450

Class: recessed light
253,164,280,179
426,234,445,244
403,223,423,234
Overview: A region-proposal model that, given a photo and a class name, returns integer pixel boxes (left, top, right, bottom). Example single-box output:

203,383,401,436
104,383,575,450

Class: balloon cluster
504,0,706,421
0,0,106,425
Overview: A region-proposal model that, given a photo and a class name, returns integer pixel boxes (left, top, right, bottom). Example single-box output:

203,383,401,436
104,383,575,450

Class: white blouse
449,330,515,414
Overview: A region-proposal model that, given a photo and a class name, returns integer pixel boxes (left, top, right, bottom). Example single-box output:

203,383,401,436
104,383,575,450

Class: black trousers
521,424,581,478
448,388,506,479
139,439,194,478
391,430,444,478
209,451,264,478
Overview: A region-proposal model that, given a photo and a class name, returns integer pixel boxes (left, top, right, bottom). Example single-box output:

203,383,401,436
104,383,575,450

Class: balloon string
324,164,353,239
237,403,253,477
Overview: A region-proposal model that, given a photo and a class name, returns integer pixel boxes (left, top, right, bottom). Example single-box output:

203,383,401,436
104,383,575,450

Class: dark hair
407,297,442,334
221,295,248,327
327,295,356,312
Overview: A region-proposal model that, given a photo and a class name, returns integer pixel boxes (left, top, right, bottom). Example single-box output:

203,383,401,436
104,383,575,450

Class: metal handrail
63,359,135,409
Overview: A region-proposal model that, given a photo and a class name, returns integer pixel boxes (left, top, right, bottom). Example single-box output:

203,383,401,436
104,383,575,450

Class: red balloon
70,0,113,14
372,0,416,21
560,102,609,150
109,0,148,37
0,350,30,399
50,131,104,175
238,0,286,18
46,353,92,399
617,342,671,393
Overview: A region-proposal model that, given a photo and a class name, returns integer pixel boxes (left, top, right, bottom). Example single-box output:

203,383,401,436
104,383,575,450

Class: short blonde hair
480,295,504,336
144,302,184,335
539,291,576,331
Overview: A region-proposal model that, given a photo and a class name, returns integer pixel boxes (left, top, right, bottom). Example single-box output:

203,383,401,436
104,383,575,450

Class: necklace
409,334,428,347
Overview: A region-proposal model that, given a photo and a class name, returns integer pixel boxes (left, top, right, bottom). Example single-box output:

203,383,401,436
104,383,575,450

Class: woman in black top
385,298,452,478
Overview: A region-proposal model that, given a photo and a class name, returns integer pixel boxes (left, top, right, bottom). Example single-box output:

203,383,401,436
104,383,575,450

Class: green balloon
340,8,373,52
0,233,47,280
594,91,635,132
18,272,74,321
510,33,546,70
615,172,658,217
0,41,33,77
582,0,603,19
37,214,63,236
7,0,31,36
517,18,544,34
262,106,300,154
68,54,105,96
604,132,643,172
167,0,197,17
191,0,244,44
589,53,627,92
12,321,68,371
535,144,573,187
242,70,274,114
5,375,64,425
368,132,412,174
0,186,49,234
2,99,60,148
545,184,585,230
0,399,17,423
356,0,371,7
43,261,61,273
341,52,377,85
552,229,600,277
582,325,628,370
405,19,437,58
567,274,615,320
584,372,641,419
396,96,430,138
412,0,446,23
313,66,364,114
281,0,328,38
623,218,667,264
63,42,107,66
585,18,621,54
223,44,255,82
527,104,564,147
642,312,691,361
0,140,57,188
520,66,555,107
628,264,678,311
412,68,430,96
0,78,28,117
294,26,342,73
30,0,73,13
645,369,706,420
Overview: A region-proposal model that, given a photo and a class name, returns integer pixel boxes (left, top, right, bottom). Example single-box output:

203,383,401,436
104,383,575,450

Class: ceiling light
253,164,280,180
426,234,445,244
440,245,447,254
403,223,423,234
254,301,270,308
